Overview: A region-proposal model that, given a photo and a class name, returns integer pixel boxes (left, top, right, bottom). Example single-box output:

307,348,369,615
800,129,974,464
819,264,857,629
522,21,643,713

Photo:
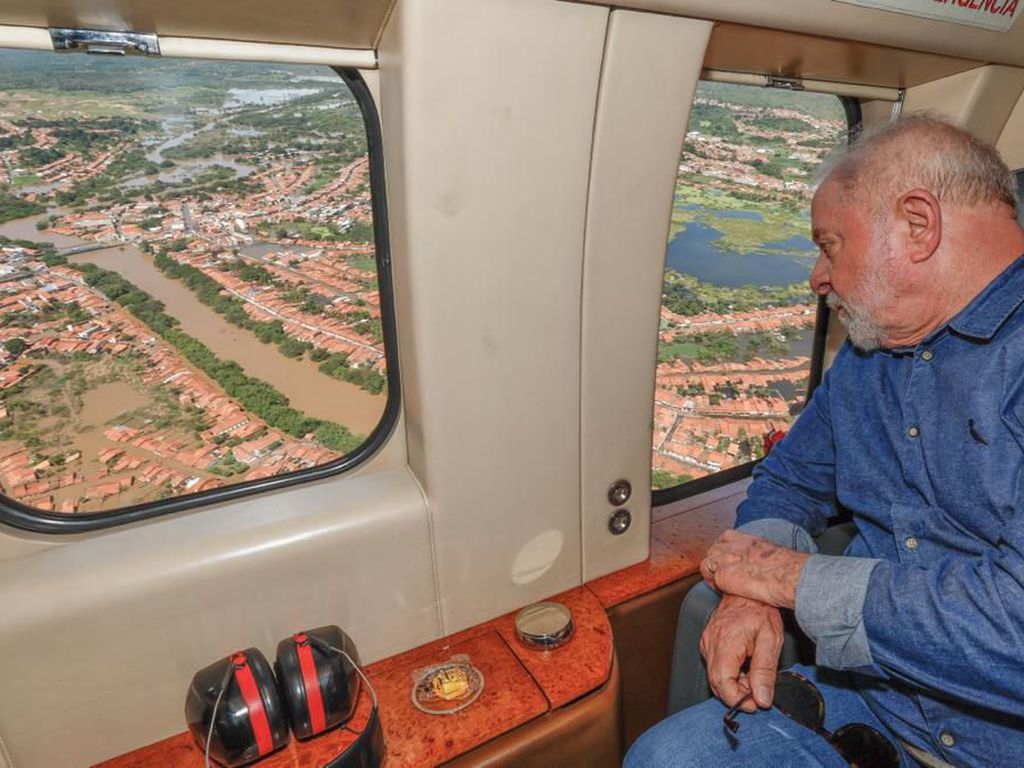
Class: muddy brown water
79,380,149,428
0,215,385,436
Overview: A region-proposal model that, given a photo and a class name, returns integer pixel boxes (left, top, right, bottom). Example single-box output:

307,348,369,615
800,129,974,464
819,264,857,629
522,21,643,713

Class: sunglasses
723,670,900,768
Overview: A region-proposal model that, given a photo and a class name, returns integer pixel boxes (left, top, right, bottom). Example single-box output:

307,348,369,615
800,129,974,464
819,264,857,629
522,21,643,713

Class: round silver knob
608,508,632,535
608,479,632,506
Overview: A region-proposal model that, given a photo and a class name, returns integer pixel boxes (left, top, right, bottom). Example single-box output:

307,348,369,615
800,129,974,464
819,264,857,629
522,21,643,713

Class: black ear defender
274,625,359,738
275,625,385,768
185,648,291,768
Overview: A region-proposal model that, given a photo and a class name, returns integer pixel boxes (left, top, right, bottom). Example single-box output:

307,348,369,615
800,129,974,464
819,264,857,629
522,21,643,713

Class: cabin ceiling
579,0,1024,75
0,0,395,49
0,0,1012,86
705,23,984,90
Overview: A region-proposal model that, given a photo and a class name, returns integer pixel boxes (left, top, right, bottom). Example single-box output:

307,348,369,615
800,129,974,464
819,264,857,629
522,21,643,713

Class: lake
666,216,816,287
224,88,321,108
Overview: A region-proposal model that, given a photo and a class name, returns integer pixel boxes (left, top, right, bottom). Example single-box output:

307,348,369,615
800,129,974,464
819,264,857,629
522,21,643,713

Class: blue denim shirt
736,256,1024,767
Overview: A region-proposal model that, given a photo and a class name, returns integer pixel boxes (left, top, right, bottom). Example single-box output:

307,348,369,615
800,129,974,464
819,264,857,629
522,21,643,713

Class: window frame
652,94,861,508
0,66,401,533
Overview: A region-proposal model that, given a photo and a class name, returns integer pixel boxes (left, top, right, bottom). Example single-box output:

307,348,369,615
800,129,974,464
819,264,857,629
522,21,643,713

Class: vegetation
20,146,63,166
658,327,801,364
264,217,375,245
318,352,386,395
4,338,27,356
662,271,813,316
344,219,374,244
652,469,694,490
0,191,44,223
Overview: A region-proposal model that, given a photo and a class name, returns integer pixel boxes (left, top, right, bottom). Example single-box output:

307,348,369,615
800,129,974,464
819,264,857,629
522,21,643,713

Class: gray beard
826,292,885,352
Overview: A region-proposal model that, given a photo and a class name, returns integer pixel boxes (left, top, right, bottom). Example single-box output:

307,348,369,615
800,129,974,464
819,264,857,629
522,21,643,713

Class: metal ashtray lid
514,601,574,649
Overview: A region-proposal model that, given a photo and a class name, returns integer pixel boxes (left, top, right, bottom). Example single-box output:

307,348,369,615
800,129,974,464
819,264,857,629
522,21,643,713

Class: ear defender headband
185,626,384,768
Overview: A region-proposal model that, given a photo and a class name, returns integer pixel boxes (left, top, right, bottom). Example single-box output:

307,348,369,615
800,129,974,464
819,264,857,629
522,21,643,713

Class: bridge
58,243,114,257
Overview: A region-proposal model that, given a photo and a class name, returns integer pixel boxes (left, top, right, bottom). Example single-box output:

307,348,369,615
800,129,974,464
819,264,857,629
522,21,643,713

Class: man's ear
898,188,941,263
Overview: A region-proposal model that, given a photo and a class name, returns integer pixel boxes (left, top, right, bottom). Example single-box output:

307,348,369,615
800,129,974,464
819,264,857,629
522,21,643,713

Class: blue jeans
625,665,915,767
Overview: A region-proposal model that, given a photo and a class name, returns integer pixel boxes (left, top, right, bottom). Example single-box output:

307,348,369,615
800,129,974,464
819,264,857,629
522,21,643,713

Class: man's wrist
775,550,811,609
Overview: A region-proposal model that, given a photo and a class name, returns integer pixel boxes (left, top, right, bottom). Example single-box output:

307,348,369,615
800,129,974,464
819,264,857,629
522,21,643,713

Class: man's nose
809,254,830,295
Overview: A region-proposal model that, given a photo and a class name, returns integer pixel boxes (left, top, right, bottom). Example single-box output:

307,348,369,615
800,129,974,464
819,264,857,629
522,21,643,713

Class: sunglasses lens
773,672,825,730
832,724,900,768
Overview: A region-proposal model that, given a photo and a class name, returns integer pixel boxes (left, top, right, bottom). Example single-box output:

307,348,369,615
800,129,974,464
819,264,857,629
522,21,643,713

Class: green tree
4,338,27,356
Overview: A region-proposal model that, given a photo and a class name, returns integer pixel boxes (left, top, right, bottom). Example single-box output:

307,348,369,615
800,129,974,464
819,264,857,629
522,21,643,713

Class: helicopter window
651,81,848,496
0,50,396,526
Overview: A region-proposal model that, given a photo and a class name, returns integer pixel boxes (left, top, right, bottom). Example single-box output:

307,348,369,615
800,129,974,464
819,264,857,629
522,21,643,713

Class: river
0,214,385,435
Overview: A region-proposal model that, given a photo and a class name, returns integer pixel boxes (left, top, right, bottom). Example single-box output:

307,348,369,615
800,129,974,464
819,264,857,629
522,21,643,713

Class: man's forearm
703,529,883,669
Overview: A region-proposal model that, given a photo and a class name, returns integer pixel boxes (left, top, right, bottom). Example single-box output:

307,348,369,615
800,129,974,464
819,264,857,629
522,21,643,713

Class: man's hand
700,530,810,609
700,594,784,711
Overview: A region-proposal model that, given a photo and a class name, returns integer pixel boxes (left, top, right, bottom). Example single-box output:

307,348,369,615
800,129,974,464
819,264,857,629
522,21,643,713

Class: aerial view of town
0,51,385,513
652,82,846,489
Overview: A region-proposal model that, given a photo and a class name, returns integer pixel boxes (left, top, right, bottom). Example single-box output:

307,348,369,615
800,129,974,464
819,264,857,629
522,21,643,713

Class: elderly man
626,115,1024,767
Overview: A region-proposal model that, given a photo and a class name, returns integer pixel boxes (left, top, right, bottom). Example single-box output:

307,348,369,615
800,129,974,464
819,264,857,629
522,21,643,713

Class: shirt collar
946,255,1024,341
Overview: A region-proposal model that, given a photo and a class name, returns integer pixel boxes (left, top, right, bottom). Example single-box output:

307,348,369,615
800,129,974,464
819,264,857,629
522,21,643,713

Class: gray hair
820,113,1017,210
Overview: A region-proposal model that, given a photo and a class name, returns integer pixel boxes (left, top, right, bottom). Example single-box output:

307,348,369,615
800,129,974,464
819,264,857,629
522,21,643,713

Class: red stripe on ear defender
294,634,327,734
231,652,274,756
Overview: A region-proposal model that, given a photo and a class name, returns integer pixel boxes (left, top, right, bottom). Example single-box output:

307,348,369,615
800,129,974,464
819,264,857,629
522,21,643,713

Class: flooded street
0,215,386,435
0,211,85,249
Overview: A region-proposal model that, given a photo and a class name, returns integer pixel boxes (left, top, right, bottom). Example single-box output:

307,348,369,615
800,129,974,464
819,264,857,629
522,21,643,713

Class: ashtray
411,657,484,715
514,601,574,649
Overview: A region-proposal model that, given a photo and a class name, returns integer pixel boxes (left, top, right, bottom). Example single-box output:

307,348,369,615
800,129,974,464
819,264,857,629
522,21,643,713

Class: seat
666,522,856,715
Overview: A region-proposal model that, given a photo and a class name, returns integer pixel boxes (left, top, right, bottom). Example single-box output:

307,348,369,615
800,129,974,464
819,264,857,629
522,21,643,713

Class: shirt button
905,537,919,551
908,425,920,438
921,350,933,361
940,732,955,748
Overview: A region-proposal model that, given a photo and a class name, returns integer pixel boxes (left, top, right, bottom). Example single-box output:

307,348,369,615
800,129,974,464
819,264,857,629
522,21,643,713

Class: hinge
765,76,805,92
49,28,160,56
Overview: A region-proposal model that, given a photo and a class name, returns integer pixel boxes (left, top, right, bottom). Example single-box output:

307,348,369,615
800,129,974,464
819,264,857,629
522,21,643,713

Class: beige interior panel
903,64,1024,144
705,22,982,88
580,11,712,580
0,0,394,50
377,0,609,634
159,37,378,67
574,0,1024,71
997,90,1024,170
0,466,438,766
